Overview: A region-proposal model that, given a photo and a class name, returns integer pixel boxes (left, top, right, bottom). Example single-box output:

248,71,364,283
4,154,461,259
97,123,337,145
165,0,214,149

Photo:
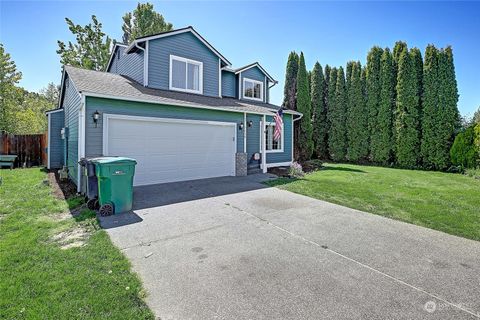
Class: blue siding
49,111,64,169
246,114,262,168
84,97,244,157
239,66,267,103
265,114,293,164
148,32,220,97
221,71,236,97
108,46,144,85
62,76,81,184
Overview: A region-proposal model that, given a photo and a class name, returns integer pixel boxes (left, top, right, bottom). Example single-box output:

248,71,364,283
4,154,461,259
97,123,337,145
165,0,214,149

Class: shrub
450,126,478,168
289,161,305,178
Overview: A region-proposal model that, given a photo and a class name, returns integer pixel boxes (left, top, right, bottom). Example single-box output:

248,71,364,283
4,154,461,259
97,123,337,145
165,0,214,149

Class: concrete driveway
100,174,480,320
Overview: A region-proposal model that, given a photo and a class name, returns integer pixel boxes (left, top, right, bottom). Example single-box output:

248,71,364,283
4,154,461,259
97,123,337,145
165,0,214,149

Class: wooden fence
1,133,47,168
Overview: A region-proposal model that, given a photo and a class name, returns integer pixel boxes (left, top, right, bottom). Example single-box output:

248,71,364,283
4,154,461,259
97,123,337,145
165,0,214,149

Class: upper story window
243,78,263,101
169,55,203,94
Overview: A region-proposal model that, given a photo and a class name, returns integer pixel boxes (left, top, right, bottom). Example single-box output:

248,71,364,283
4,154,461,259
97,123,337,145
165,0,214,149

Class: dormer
221,63,277,104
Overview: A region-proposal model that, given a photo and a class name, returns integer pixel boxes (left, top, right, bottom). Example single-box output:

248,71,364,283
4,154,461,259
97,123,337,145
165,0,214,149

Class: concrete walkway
100,174,480,320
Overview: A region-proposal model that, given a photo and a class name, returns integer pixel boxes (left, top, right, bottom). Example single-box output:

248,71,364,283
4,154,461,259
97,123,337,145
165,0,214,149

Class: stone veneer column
235,153,247,176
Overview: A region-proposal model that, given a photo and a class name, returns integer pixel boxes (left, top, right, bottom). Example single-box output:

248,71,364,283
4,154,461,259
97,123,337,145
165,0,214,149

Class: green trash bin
91,157,137,216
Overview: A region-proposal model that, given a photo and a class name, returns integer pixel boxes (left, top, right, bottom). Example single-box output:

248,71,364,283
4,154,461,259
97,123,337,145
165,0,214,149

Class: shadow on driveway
99,173,277,229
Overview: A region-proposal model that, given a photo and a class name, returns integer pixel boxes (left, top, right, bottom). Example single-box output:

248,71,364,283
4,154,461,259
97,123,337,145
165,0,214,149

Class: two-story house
46,26,302,191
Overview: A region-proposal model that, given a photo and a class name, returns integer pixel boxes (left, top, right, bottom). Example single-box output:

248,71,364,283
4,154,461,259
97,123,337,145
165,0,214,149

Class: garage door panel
105,116,236,186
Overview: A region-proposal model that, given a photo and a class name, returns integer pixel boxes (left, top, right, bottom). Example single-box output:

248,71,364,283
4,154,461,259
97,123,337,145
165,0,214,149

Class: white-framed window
169,55,203,94
264,122,283,153
243,78,263,101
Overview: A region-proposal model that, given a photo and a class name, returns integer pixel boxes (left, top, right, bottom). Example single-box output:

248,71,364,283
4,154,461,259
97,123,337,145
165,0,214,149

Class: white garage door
103,115,236,186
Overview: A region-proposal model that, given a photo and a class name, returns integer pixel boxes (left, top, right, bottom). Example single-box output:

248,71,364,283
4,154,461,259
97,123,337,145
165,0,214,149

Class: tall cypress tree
374,48,395,164
283,51,299,110
328,67,347,161
436,46,459,170
395,46,421,168
296,52,313,161
421,45,439,169
311,62,328,158
346,62,369,161
366,46,384,159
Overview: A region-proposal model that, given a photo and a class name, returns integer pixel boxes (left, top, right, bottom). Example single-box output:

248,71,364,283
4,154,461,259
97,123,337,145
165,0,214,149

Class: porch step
247,167,262,175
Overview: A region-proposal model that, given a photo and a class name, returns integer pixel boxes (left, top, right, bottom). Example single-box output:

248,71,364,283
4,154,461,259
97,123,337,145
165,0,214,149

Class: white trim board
266,161,292,168
260,120,285,154
47,113,51,169
234,62,276,83
77,94,86,192
127,27,231,66
45,108,64,115
81,91,285,116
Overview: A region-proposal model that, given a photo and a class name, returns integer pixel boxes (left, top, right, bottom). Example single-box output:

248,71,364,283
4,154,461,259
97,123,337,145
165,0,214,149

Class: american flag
273,109,283,141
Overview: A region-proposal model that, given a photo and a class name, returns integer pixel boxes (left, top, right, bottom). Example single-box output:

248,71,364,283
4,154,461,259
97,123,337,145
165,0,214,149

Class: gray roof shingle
64,66,301,116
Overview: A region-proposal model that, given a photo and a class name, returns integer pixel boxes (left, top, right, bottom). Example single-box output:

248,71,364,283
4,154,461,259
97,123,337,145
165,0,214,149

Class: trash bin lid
90,156,137,165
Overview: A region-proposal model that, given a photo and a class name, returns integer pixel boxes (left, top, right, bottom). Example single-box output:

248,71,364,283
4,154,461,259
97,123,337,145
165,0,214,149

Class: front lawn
267,163,480,241
0,168,153,319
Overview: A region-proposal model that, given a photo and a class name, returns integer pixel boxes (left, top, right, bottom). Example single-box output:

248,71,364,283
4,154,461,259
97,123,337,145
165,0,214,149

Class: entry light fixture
239,122,244,130
92,110,100,127
248,120,253,127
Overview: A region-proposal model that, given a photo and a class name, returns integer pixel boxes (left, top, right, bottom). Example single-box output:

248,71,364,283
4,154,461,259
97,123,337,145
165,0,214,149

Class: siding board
108,46,144,85
49,111,64,168
62,76,81,184
148,32,219,97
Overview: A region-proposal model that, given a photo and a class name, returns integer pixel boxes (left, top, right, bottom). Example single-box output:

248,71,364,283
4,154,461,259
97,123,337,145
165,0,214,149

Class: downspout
134,41,147,86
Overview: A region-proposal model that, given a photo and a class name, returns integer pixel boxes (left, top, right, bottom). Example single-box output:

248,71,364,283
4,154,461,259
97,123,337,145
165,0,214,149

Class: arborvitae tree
421,45,439,169
436,47,460,170
296,52,313,161
346,62,369,161
366,46,383,158
326,66,337,140
393,41,407,73
328,67,347,161
283,51,299,110
410,47,423,105
373,48,395,164
395,46,421,168
311,62,328,158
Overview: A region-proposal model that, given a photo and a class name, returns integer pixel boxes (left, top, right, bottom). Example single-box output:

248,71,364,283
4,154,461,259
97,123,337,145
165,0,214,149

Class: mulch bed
47,170,78,200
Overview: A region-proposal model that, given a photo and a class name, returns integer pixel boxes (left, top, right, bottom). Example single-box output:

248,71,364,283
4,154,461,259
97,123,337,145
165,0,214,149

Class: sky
1,1,479,117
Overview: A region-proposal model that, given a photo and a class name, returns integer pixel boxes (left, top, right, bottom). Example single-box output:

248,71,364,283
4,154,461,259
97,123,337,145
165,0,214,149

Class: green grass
0,168,154,319
267,163,480,241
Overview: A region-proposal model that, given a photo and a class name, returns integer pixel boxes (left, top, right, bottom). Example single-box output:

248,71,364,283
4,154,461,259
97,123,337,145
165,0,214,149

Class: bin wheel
87,198,97,210
99,203,114,216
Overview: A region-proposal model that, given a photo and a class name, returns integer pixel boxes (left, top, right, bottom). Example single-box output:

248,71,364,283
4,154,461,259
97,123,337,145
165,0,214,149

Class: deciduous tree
122,2,173,44
57,15,112,71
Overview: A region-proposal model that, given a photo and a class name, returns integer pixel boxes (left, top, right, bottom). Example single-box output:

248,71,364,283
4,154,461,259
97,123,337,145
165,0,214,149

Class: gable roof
125,26,231,66
233,62,277,83
63,66,301,117
105,43,128,72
